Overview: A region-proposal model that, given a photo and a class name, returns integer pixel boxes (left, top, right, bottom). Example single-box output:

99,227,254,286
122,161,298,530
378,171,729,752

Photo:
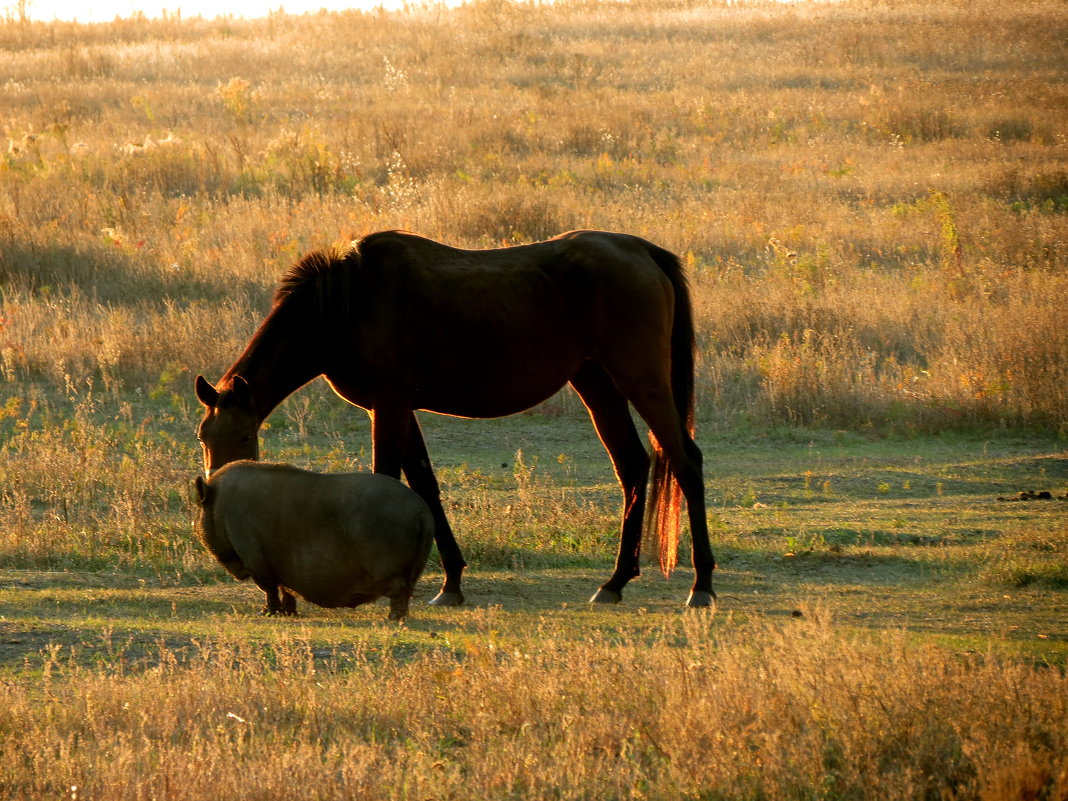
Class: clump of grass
436,452,617,569
0,384,204,576
692,252,1068,431
986,558,1068,591
2,611,1065,801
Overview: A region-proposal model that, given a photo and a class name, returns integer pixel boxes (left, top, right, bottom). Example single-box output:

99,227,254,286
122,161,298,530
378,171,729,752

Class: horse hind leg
620,382,716,608
571,363,651,604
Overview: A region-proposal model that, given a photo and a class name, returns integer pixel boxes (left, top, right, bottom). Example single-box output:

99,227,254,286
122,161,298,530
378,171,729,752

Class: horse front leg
401,413,466,607
369,404,411,479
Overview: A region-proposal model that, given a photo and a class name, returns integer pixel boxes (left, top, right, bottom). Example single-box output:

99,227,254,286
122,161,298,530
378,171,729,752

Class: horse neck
223,310,324,421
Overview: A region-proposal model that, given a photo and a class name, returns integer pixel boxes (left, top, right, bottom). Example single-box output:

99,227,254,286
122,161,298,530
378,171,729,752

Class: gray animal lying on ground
193,461,434,620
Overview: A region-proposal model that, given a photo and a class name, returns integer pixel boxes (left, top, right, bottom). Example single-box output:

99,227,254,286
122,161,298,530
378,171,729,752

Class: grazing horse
195,229,715,608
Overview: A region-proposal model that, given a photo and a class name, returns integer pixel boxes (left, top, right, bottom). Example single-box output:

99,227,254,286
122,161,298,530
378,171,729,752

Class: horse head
195,374,260,476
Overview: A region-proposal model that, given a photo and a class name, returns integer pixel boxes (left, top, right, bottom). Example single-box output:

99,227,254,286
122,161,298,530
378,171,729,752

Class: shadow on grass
740,469,1061,507
0,238,263,306
748,525,1003,548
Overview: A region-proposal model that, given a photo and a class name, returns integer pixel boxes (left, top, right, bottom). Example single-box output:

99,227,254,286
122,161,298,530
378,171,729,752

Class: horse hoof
428,590,464,607
589,588,623,605
686,590,716,609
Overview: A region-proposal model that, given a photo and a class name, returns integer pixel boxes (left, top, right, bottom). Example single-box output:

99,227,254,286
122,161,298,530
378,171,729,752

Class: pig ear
193,475,210,505
195,375,219,408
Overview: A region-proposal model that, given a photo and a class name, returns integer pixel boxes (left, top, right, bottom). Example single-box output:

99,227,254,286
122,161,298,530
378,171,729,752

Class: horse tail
643,244,696,577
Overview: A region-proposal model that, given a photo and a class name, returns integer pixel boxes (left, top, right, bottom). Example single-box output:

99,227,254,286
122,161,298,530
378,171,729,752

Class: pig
192,461,434,620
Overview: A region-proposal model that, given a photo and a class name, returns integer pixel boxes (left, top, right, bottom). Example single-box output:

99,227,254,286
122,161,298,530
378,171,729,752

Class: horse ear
229,375,252,407
195,375,219,408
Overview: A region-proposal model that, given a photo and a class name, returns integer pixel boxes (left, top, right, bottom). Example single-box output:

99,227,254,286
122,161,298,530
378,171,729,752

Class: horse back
320,230,684,416
357,229,677,326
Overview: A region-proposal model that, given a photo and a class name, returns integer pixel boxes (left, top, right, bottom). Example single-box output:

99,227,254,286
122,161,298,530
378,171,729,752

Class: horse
195,229,716,608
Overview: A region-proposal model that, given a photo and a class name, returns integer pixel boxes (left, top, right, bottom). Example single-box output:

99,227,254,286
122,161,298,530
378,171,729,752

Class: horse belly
416,343,584,417
416,370,573,418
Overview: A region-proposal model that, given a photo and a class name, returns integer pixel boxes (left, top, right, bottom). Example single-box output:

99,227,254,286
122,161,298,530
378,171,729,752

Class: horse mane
274,242,353,304
272,242,358,322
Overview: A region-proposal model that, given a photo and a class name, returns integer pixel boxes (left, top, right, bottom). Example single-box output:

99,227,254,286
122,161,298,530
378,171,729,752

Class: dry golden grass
1,2,1067,798
2,610,1066,801
1,0,1066,429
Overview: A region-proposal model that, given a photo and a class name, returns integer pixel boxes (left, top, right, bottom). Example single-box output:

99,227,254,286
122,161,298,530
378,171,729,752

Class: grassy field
2,0,1068,798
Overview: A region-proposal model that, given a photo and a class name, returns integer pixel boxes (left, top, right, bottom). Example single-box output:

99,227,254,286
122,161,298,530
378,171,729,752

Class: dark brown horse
195,229,715,608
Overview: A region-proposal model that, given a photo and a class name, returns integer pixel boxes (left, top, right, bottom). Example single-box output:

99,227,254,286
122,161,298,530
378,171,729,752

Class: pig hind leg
254,576,298,617
385,577,414,621
279,588,298,615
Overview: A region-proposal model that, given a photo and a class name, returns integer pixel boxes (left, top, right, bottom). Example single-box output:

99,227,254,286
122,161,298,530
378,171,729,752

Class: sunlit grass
2,0,1066,430
2,605,1066,800
1,1,1067,797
